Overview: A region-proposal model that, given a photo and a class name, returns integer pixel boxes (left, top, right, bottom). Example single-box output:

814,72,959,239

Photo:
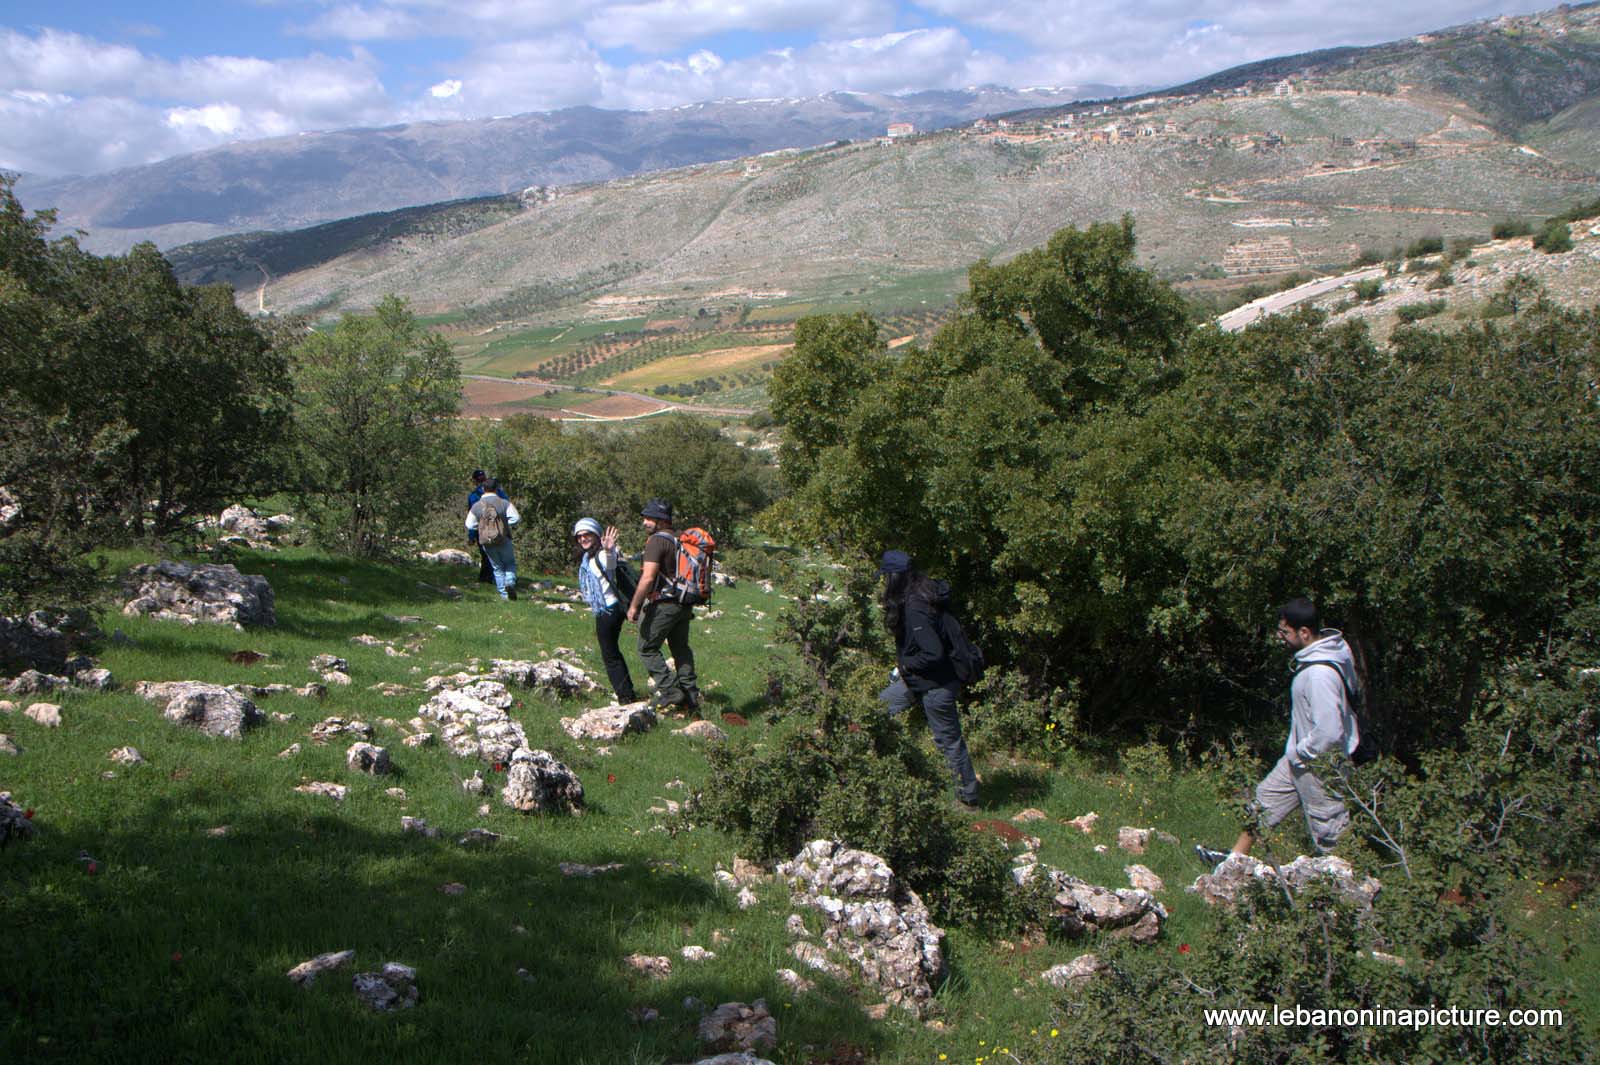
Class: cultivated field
602,344,792,390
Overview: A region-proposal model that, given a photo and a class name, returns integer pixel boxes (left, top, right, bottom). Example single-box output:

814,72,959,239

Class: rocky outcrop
420,549,474,566
1013,863,1167,943
0,609,97,675
353,963,418,1011
310,717,372,744
776,840,946,1018
697,1001,777,1054
346,742,392,775
417,681,529,763
135,680,263,739
288,949,355,986
1189,853,1381,909
491,658,596,695
6,669,70,696
1,792,36,846
1041,954,1106,988
560,703,657,743
23,703,61,728
122,561,275,627
108,746,145,766
500,749,585,815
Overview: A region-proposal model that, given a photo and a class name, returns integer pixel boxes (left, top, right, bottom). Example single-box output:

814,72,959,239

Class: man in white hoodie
1198,598,1362,865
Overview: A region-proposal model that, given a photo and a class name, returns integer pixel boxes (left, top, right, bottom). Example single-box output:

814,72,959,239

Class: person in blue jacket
467,469,506,584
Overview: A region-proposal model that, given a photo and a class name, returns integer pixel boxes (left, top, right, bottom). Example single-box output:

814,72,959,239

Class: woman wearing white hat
574,518,638,703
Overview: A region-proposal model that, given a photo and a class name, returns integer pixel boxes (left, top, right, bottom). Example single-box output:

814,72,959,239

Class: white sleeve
504,501,521,525
465,510,477,531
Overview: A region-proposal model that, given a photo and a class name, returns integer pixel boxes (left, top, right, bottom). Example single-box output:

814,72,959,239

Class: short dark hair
472,469,487,482
483,478,501,493
1279,597,1319,631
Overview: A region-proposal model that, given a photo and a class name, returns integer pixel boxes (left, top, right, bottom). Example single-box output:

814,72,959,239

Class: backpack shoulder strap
1298,660,1357,704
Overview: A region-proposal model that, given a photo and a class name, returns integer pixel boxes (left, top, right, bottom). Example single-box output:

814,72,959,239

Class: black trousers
595,606,637,703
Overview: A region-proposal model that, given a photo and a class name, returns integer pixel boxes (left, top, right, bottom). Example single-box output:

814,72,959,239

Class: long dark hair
881,569,941,642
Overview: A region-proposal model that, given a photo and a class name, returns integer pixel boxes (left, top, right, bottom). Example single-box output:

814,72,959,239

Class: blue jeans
480,539,517,598
880,678,979,804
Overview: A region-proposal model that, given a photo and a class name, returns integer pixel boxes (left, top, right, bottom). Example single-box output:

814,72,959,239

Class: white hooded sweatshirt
1287,629,1362,767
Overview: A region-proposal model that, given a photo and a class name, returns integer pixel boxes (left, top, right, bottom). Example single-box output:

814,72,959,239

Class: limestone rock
218,505,271,541
1012,808,1049,823
789,941,846,979
1041,954,1106,988
675,720,727,742
625,953,672,979
350,634,387,647
457,828,501,847
501,750,585,815
693,1055,776,1065
135,681,262,739
1125,864,1165,893
73,667,114,691
697,1000,777,1054
346,742,392,775
287,949,355,986
7,670,71,695
417,682,528,763
560,703,657,743
736,886,759,910
1067,812,1099,833
560,861,625,877
277,743,301,759
384,787,407,800
1189,853,1381,909
294,782,348,801
353,963,418,1011
0,609,98,676
0,792,35,846
310,717,372,744
775,968,814,994
0,700,12,713
1116,827,1151,854
321,670,351,687
121,560,275,627
401,817,442,838
777,839,946,1018
420,548,474,566
402,731,435,748
1013,863,1167,943
732,857,769,885
490,658,597,695
310,654,348,674
24,702,61,728
0,734,17,756
462,772,489,795
681,945,716,962
108,746,145,766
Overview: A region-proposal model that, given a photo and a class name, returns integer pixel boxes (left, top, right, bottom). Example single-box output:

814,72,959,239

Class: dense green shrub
1532,219,1573,253
1403,235,1444,258
291,297,460,556
1491,219,1533,240
963,669,1080,760
1353,278,1383,301
1394,298,1447,322
0,176,291,609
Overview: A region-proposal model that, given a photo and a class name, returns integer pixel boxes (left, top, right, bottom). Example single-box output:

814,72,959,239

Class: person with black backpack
573,517,638,704
877,550,981,809
624,499,703,712
1196,597,1363,866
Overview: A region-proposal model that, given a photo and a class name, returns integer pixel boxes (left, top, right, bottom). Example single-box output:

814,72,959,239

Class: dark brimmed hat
471,469,486,482
641,499,673,522
877,549,911,574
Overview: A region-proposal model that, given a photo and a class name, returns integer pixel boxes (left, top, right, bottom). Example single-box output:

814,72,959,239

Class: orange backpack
652,528,716,606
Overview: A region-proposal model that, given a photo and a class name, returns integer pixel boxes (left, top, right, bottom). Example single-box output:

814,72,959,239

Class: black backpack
938,610,986,686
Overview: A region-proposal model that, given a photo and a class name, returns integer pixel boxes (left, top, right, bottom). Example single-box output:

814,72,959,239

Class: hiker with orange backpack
625,499,714,712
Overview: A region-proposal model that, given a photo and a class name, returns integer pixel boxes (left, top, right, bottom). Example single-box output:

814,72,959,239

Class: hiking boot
506,586,518,601
682,688,704,711
1194,844,1232,869
954,793,980,812
649,690,685,711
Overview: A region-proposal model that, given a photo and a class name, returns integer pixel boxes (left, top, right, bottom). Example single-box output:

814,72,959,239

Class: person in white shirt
464,479,521,600
574,518,638,703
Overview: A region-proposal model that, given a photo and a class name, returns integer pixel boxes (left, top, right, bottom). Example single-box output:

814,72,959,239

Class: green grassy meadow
4,543,1593,1062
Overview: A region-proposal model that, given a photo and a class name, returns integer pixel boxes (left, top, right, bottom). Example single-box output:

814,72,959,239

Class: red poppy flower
1179,944,1191,955
493,762,505,772
86,861,98,875
23,809,34,819
171,951,183,963
606,773,617,784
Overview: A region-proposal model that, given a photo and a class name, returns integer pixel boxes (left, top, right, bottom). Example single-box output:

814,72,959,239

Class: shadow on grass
977,766,1054,809
0,788,888,1065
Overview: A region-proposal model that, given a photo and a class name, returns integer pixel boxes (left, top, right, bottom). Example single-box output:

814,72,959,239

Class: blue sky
0,1,1558,176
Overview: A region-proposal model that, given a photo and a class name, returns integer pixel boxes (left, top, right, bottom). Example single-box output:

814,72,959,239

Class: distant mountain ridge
12,86,1117,253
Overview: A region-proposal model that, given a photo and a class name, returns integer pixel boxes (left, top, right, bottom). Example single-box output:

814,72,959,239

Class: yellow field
601,343,792,389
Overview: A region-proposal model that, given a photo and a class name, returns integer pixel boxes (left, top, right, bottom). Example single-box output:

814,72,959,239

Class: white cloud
585,0,894,52
430,78,463,98
296,4,428,41
165,103,246,135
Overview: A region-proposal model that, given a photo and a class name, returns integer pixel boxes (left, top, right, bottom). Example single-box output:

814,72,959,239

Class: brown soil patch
971,819,1027,843
720,712,749,728
572,394,665,418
